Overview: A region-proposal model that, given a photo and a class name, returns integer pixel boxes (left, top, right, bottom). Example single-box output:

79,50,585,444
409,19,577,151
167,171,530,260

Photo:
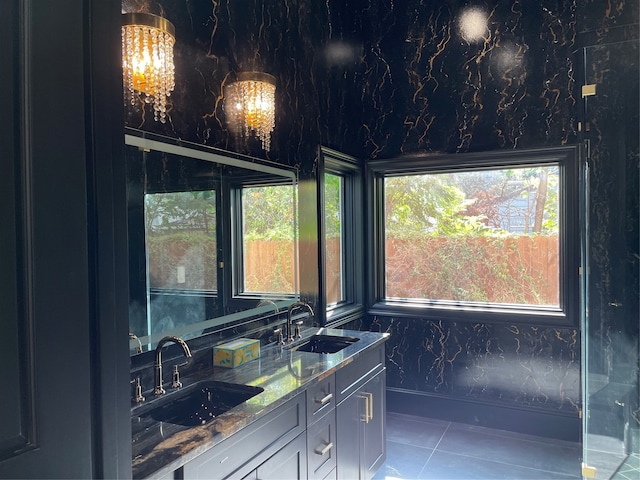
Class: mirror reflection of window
241,185,295,294
144,190,218,291
127,132,299,355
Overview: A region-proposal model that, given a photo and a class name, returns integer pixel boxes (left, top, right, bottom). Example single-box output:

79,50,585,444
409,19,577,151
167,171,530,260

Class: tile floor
584,433,629,480
611,454,640,480
373,412,583,479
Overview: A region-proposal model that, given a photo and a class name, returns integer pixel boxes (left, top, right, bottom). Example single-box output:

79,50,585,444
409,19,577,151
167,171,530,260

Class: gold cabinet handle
356,394,368,423
314,442,334,456
357,392,374,423
315,392,333,405
366,392,374,422
362,393,371,424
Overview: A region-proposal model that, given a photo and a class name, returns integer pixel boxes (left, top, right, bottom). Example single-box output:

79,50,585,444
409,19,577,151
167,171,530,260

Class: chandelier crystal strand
122,13,175,123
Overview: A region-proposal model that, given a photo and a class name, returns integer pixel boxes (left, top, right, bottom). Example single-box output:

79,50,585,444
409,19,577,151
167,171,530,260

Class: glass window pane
384,165,560,306
325,173,345,305
145,191,217,291
242,185,295,294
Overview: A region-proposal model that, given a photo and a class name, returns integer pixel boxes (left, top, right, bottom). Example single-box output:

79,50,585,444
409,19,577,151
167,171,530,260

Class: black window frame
320,147,365,326
366,146,580,327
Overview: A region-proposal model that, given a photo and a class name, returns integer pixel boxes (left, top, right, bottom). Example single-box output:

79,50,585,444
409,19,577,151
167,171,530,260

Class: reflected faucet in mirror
129,332,143,354
257,299,280,313
154,336,192,396
286,301,314,343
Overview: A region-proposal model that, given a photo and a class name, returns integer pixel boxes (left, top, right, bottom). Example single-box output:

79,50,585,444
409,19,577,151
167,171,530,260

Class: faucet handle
293,320,303,339
273,327,285,346
171,365,183,389
131,378,145,403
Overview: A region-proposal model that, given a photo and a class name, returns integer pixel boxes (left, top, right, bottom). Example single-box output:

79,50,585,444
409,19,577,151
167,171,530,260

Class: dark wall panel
0,0,129,477
0,0,32,461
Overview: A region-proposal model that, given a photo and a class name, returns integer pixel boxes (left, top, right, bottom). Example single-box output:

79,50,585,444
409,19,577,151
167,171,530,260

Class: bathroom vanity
131,328,389,479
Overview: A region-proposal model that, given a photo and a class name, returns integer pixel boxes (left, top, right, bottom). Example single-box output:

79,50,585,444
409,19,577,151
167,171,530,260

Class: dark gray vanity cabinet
160,338,387,480
335,345,387,480
181,393,305,479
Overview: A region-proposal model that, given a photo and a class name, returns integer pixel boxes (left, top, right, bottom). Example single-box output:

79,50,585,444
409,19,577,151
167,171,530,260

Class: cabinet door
336,370,386,480
255,432,307,480
362,370,386,479
336,391,362,480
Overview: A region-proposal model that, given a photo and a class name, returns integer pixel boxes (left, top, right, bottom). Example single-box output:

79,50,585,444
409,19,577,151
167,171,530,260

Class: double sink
133,333,360,428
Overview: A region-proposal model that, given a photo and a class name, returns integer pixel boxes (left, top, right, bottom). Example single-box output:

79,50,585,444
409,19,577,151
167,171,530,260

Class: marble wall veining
371,316,580,414
332,0,580,157
123,0,638,429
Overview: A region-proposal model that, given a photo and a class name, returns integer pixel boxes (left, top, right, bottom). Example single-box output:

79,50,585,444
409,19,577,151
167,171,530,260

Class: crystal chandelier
225,72,276,152
122,13,176,123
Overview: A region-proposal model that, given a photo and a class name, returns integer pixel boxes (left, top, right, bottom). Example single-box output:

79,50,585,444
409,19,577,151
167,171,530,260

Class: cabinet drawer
255,432,307,480
307,411,337,480
321,468,337,480
306,374,335,425
335,345,384,404
182,393,305,479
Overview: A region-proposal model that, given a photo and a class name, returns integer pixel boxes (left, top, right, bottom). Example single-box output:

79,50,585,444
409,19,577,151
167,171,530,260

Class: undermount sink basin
292,334,360,354
135,380,263,426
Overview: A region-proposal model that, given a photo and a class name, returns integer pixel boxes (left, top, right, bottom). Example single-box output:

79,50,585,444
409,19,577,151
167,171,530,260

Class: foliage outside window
384,167,559,306
241,185,296,294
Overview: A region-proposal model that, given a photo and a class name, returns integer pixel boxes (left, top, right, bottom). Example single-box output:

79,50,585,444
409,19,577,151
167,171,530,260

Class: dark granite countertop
131,327,389,479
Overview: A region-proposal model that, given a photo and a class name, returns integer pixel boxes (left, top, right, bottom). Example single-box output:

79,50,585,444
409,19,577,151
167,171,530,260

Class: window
322,148,364,324
325,172,345,305
368,147,579,326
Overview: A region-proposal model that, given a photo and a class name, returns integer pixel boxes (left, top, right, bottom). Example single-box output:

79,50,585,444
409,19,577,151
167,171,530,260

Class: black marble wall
122,0,639,432
371,317,580,412
324,0,580,156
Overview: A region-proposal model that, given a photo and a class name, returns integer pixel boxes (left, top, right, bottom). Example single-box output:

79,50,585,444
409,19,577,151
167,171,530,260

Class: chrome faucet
154,336,192,396
286,301,314,342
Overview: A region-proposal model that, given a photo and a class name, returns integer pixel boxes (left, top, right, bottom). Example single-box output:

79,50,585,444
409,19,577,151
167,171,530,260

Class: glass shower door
581,34,640,479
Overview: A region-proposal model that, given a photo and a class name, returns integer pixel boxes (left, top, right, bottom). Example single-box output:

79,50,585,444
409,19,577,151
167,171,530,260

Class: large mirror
126,129,298,355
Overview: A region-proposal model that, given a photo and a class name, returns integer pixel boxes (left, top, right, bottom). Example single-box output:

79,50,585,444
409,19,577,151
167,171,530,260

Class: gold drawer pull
315,393,333,405
358,393,374,423
315,442,334,456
